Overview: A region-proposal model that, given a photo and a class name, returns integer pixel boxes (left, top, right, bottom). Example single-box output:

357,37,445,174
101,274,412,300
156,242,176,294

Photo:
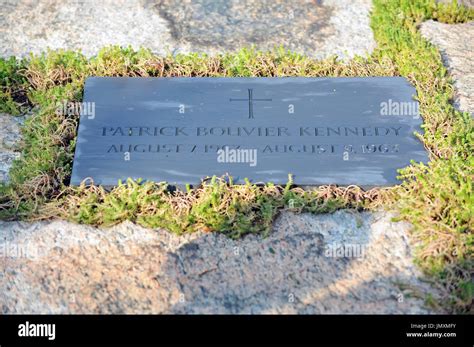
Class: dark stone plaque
70,77,428,187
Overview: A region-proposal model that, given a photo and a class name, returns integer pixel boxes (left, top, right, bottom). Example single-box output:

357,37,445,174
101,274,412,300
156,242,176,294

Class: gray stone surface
420,20,474,116
0,211,441,314
0,0,375,60
0,113,24,183
437,0,474,8
72,77,427,187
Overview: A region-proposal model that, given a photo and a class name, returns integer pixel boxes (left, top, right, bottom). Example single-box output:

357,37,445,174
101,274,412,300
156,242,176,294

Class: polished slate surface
71,77,428,187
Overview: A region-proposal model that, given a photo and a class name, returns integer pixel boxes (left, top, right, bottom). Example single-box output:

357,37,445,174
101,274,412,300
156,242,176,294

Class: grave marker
71,77,428,187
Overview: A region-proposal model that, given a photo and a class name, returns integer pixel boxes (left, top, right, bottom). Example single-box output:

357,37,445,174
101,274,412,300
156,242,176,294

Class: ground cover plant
0,0,472,312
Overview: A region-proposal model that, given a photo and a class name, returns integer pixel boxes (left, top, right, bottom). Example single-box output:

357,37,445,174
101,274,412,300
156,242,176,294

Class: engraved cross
229,89,272,119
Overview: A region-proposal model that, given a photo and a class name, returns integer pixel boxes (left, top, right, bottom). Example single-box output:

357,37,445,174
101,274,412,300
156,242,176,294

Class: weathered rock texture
1,211,440,314
0,113,23,183
437,0,474,8
0,0,375,60
421,20,474,116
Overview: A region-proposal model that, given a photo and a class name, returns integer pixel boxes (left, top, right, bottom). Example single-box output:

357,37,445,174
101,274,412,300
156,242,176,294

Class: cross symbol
229,88,272,119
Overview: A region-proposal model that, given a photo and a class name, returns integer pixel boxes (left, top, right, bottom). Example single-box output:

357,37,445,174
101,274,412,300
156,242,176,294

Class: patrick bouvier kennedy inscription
70,77,428,187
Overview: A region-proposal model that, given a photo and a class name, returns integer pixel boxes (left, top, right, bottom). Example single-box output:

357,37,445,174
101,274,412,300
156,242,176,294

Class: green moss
0,0,472,312
370,0,474,313
0,57,29,114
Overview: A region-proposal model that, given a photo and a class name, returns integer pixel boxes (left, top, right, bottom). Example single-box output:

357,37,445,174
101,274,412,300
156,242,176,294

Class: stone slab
0,0,375,61
71,77,427,187
0,113,25,183
0,211,440,314
420,20,474,116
